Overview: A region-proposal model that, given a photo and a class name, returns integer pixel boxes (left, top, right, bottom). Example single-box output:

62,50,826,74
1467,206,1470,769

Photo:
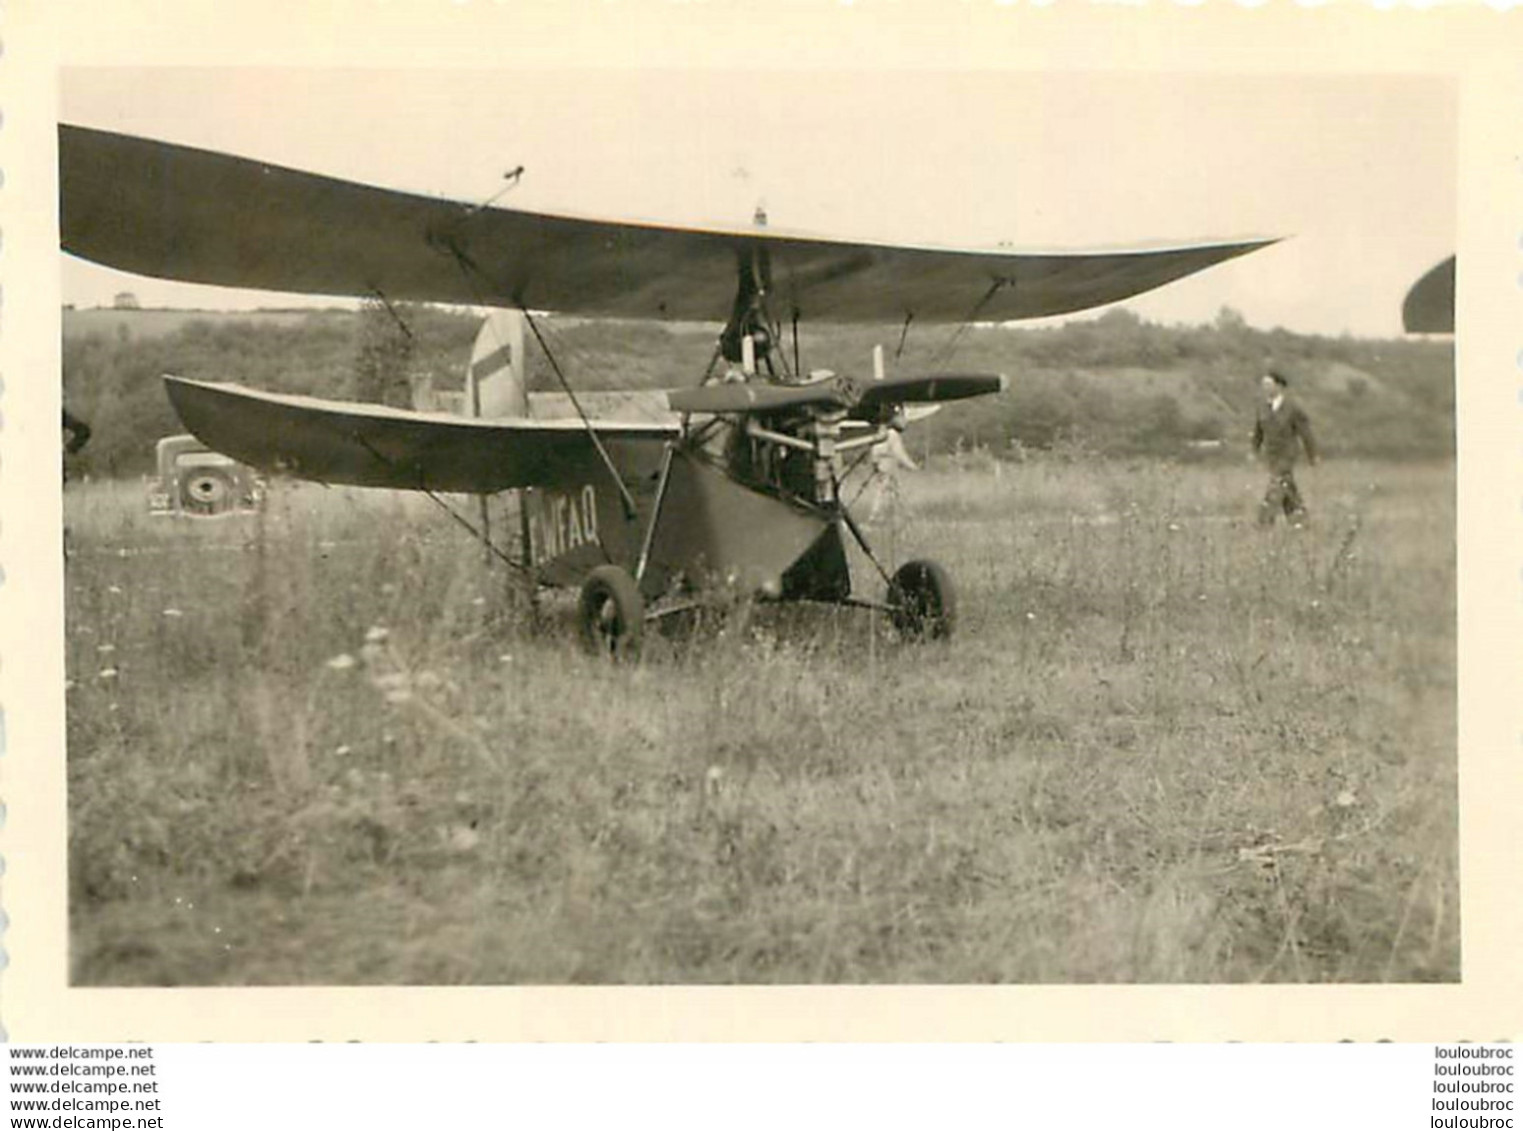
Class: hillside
63,306,356,342
61,303,1453,477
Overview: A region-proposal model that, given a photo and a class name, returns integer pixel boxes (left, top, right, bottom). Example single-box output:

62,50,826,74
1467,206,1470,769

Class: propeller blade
855,372,1008,410
668,372,1004,417
667,377,859,416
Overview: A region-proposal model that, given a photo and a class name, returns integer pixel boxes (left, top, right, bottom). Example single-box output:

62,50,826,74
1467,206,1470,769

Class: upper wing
164,376,676,494
62,125,1276,324
1402,255,1455,334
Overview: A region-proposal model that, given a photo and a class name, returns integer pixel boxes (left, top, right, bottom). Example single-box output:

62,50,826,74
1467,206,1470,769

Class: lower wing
164,376,678,495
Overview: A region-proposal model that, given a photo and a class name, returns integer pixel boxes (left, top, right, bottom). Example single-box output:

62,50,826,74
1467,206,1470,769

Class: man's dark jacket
1253,397,1317,473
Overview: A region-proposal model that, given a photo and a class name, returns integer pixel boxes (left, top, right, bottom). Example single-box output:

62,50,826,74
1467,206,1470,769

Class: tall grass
65,458,1456,984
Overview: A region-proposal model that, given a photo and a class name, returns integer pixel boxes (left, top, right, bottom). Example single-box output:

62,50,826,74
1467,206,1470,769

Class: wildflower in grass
446,824,481,853
326,653,357,671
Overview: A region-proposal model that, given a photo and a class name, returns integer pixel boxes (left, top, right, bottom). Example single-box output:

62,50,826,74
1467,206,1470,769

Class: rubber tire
178,466,237,516
579,565,645,660
888,559,956,641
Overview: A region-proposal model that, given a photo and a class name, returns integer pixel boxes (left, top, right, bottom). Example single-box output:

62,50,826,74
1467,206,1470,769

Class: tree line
62,302,1453,478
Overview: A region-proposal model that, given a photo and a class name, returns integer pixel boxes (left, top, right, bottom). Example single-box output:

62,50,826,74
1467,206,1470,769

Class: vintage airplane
59,123,1274,656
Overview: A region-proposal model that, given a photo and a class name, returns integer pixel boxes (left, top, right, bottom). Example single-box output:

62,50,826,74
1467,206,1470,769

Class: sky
59,69,1455,338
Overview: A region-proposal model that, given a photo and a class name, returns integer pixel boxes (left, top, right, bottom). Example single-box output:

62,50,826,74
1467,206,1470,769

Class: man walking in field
866,428,918,522
1252,370,1318,526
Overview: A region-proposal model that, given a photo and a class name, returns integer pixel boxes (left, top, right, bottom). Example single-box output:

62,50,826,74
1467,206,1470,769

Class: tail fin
467,310,528,418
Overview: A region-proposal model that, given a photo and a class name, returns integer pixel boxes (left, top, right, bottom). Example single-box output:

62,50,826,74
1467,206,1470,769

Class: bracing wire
368,288,416,341
350,433,529,575
420,487,532,576
431,235,639,520
518,306,640,520
933,278,1009,367
894,312,914,361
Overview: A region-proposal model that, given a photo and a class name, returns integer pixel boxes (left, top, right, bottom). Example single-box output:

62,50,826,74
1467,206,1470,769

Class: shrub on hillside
61,304,1454,476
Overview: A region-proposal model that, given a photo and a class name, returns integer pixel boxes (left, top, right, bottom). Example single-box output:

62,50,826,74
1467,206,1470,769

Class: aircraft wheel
888,559,956,641
579,565,645,660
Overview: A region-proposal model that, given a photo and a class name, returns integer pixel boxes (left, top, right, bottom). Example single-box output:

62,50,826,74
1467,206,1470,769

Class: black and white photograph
52,65,1459,989
3,1,1518,1056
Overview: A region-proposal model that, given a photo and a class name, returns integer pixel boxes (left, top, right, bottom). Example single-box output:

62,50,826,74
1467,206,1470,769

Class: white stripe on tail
468,310,528,419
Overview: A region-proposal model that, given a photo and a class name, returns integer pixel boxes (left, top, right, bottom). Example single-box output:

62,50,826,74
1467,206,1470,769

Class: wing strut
518,306,640,520
719,246,797,381
369,288,417,341
894,312,914,360
933,278,1009,366
431,234,642,522
349,432,529,575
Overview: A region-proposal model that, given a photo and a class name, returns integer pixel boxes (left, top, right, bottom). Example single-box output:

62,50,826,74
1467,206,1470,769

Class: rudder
468,310,529,418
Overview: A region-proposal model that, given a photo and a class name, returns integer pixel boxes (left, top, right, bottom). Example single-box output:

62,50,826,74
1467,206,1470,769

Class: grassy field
64,455,1456,984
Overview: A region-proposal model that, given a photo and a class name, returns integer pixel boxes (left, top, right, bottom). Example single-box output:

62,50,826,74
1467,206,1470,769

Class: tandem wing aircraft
1402,255,1456,335
59,124,1275,656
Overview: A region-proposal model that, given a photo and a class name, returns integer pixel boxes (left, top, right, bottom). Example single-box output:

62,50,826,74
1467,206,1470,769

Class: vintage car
149,434,263,518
